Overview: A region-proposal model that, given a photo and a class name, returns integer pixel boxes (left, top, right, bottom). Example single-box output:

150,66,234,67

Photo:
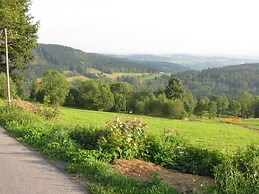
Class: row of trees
27,70,259,119
194,93,259,118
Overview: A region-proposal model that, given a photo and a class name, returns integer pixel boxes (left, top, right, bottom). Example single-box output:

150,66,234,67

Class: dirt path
113,159,214,193
0,128,89,194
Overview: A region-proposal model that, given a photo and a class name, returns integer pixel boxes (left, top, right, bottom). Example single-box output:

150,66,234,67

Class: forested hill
176,63,259,97
112,54,259,70
25,44,188,81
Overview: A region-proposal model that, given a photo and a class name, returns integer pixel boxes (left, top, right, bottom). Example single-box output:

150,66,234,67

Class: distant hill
23,44,188,81
112,54,259,70
136,63,259,98
176,63,259,97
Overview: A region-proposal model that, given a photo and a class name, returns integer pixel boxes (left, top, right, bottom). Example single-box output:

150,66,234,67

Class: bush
144,128,223,177
12,99,59,119
69,125,104,150
98,117,148,159
0,105,42,128
215,145,259,193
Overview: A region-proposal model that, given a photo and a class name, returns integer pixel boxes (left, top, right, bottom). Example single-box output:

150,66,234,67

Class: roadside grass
58,107,259,151
0,105,179,194
1,104,258,194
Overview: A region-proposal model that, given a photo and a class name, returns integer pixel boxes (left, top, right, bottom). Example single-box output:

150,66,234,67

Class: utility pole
4,28,11,104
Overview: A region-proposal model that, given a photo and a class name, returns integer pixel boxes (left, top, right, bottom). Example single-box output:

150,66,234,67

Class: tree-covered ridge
176,63,259,98
112,54,259,70
25,44,188,81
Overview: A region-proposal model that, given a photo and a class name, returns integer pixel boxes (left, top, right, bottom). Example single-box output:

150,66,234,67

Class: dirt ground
113,158,214,193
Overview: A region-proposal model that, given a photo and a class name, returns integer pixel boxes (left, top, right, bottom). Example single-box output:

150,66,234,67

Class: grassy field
58,107,259,151
238,119,259,128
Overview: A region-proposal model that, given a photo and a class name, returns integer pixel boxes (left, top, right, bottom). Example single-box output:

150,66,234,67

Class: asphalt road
0,128,88,194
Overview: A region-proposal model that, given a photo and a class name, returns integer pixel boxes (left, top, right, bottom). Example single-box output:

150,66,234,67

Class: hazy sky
31,0,259,56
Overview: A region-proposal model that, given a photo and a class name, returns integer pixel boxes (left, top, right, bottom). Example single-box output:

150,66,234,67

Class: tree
167,99,186,119
211,95,229,117
77,79,114,111
0,73,17,99
194,96,210,117
254,97,259,118
165,77,186,100
184,91,197,115
37,70,70,105
208,101,217,118
237,92,254,118
228,99,241,117
110,82,133,112
0,0,38,76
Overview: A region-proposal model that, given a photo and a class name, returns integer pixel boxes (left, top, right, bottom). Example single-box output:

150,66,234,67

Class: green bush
69,125,104,150
215,145,259,194
144,128,223,177
98,117,148,159
0,106,42,128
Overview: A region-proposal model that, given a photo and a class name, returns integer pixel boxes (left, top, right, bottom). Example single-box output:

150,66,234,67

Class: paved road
0,128,88,194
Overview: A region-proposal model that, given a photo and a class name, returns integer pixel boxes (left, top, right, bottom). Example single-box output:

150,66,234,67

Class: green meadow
58,106,259,151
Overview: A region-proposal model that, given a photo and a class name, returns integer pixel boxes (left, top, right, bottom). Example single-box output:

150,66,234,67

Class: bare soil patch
113,158,214,193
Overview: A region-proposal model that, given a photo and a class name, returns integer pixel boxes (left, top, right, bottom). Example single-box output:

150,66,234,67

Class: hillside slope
177,63,259,97
23,44,188,81
113,54,259,70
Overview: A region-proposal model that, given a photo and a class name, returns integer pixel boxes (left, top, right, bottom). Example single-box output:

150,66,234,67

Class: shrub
215,145,259,193
69,125,104,150
144,128,223,177
12,99,59,119
0,105,42,128
98,117,148,159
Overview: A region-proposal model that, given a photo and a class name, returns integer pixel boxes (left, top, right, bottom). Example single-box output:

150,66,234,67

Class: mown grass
239,119,259,129
138,73,168,82
58,107,259,151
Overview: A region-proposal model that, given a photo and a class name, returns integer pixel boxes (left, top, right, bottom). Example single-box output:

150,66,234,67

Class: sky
30,0,259,57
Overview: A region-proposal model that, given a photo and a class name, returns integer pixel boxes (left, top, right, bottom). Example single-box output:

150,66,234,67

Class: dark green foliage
254,98,259,118
211,95,229,117
0,73,17,99
76,79,114,111
194,96,210,117
36,70,70,105
215,145,259,194
132,94,187,119
177,64,259,98
143,129,223,177
208,101,217,118
228,99,241,117
69,126,104,150
165,77,186,100
0,0,38,75
110,82,133,112
237,92,255,118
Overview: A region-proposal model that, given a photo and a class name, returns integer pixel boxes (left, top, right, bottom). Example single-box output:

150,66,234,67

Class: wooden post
4,28,11,104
